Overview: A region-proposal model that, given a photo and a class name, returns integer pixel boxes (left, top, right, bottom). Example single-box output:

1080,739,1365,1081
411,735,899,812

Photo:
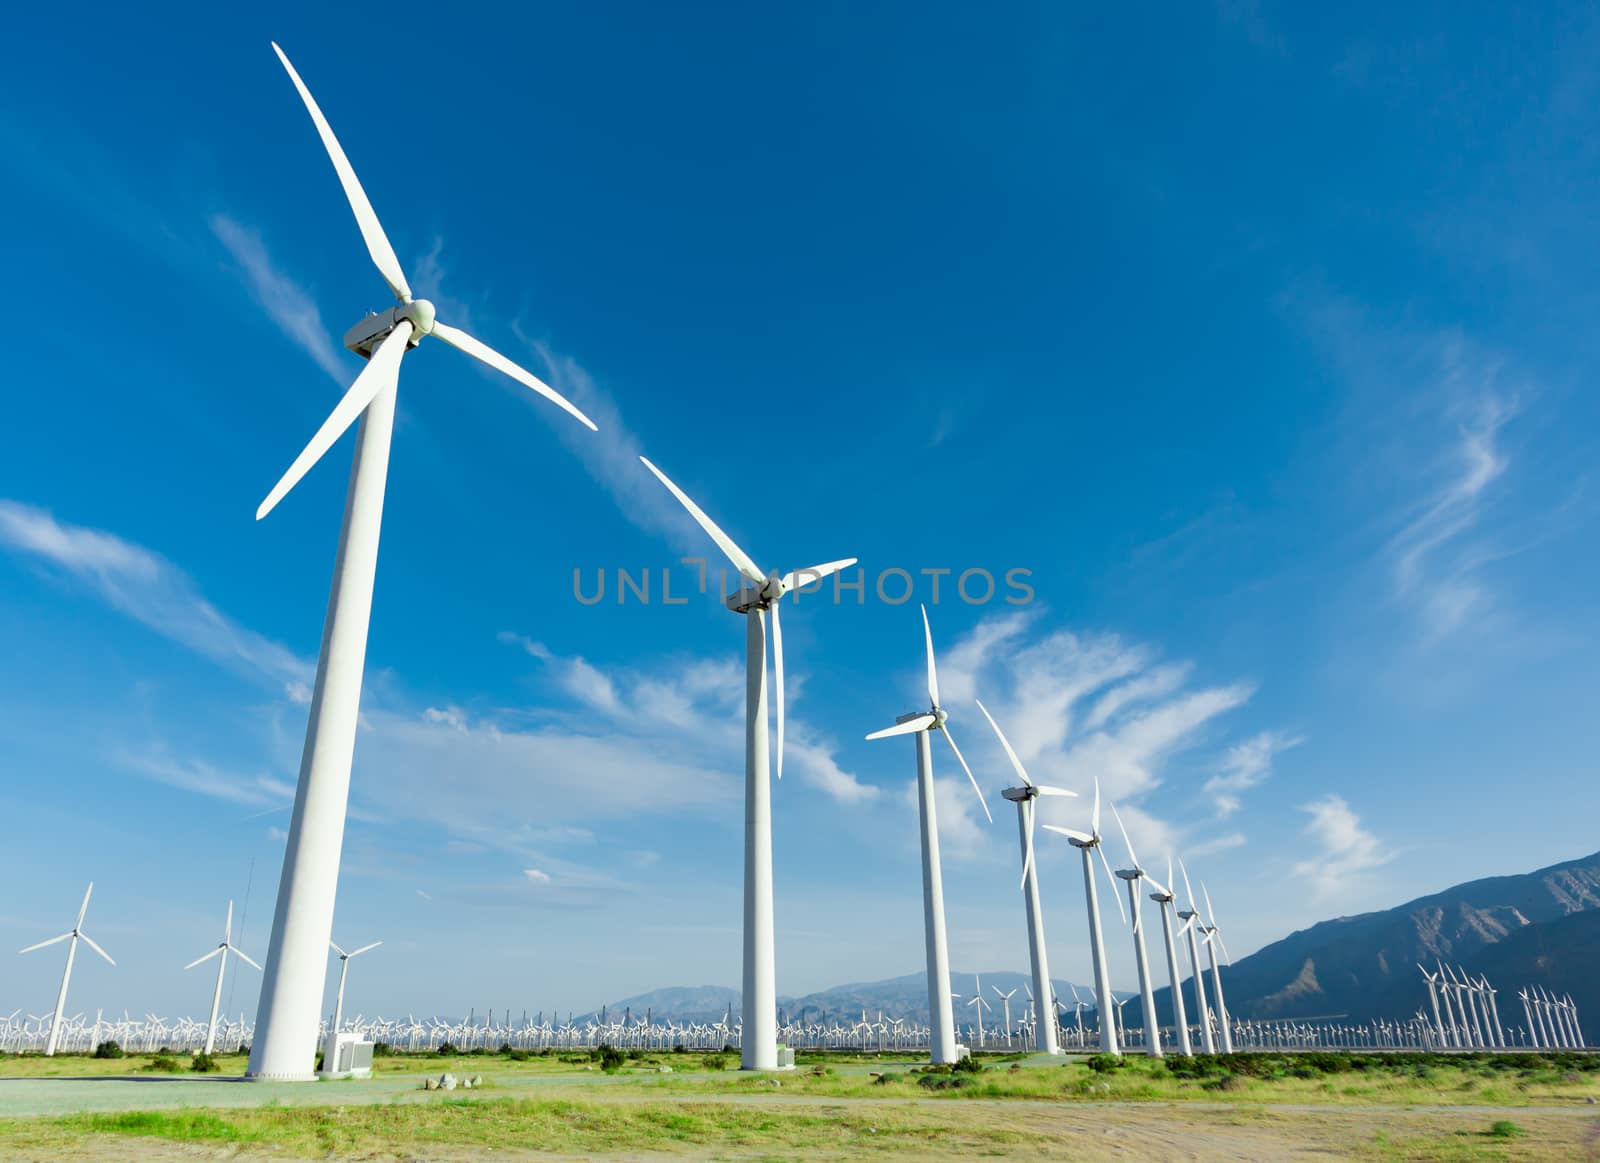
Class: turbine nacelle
343,299,437,357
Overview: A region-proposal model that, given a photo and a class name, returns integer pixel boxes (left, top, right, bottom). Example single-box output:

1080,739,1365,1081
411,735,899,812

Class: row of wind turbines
225,37,1217,1078
17,885,378,1063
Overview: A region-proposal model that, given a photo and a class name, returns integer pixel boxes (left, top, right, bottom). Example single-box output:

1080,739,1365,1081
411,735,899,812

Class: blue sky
3,2,1598,1021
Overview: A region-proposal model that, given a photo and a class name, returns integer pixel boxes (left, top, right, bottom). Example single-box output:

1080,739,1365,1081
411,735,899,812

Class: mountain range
579,850,1600,1032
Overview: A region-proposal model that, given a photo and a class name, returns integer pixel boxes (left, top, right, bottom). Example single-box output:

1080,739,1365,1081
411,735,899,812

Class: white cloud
1292,794,1391,899
117,750,294,808
210,214,348,384
933,609,1269,861
422,705,469,732
0,499,311,689
523,868,552,884
1389,385,1518,641
1203,730,1303,817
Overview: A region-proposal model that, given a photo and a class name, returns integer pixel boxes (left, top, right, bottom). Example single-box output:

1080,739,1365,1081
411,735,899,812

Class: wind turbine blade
270,43,412,302
1020,797,1036,890
975,699,1032,788
1216,934,1233,966
1202,882,1218,927
430,322,598,431
940,723,992,823
771,598,785,780
1177,916,1194,938
1035,785,1077,797
920,605,940,708
348,941,383,958
330,941,347,958
865,715,934,740
637,457,764,584
1096,844,1127,925
75,883,94,929
1179,857,1196,908
1110,801,1139,869
779,559,857,592
229,947,264,972
224,900,233,944
257,320,412,520
1166,856,1174,898
184,947,224,971
1091,777,1101,838
18,933,72,955
1041,824,1095,845
79,933,116,967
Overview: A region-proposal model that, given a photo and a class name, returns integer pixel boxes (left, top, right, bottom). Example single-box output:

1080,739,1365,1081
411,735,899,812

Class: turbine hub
932,706,948,729
402,298,437,337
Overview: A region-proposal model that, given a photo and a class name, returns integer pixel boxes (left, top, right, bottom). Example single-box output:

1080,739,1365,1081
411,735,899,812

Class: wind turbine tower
1148,858,1193,1056
1044,778,1124,1056
866,606,992,1065
184,901,261,1055
1109,803,1162,1057
18,883,115,1057
641,456,854,1070
246,43,598,1080
977,700,1074,1055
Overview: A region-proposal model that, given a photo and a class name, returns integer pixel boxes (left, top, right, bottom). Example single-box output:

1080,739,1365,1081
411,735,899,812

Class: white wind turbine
1197,882,1235,1054
639,456,854,1071
1174,860,1216,1053
18,883,115,1057
866,606,992,1065
964,975,991,1048
976,699,1075,1055
1108,803,1162,1058
1043,778,1125,1055
246,43,598,1082
326,938,382,1063
992,984,1018,1046
1148,856,1193,1056
184,900,262,1056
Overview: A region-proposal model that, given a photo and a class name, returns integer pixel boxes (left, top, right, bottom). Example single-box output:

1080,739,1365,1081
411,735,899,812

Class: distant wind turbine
18,883,115,1057
184,900,261,1055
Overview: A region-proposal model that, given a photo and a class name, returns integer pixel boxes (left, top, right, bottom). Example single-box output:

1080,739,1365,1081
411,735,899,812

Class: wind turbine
184,901,262,1055
1148,856,1193,1056
1196,883,1235,1053
1175,859,1216,1054
245,43,598,1082
964,976,991,1049
866,605,991,1065
1108,804,1162,1058
639,456,854,1071
326,939,382,1063
976,699,1074,1054
1418,964,1447,1048
1043,778,1124,1055
992,985,1018,1046
18,883,115,1057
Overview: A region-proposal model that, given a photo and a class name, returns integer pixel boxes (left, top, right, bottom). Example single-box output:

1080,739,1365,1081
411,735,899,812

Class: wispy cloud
0,499,311,691
934,608,1266,859
117,750,294,808
1203,730,1303,817
210,214,348,384
1389,386,1518,642
1292,793,1391,899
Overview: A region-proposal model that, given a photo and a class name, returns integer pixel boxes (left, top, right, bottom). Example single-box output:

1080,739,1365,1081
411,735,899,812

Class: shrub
1487,1120,1524,1139
190,1053,219,1073
952,1055,984,1074
372,1042,392,1057
873,1072,903,1085
436,1042,457,1056
701,1053,729,1071
597,1044,625,1073
917,1073,972,1091
144,1055,182,1073
498,1042,514,1055
1085,1053,1124,1073
92,1041,124,1059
